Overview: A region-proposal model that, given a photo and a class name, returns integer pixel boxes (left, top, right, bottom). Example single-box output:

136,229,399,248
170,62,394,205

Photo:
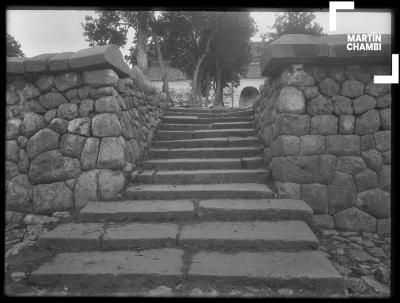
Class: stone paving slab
37,223,104,250
125,183,274,200
103,223,178,249
149,146,262,159
30,248,184,286
179,221,319,250
197,199,313,223
79,200,195,221
143,169,269,184
188,250,344,294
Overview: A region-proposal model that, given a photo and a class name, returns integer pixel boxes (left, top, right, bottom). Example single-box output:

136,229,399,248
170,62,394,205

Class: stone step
148,146,262,159
155,128,256,140
142,156,264,170
158,121,255,131
162,116,253,124
188,250,344,295
179,221,319,251
79,200,195,222
164,109,254,118
79,199,312,223
167,107,251,114
29,249,344,295
152,136,260,149
136,169,269,184
37,221,317,251
124,183,274,200
30,248,184,286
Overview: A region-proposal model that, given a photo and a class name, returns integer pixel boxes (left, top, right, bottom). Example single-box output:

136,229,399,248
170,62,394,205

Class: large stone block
310,115,338,135
328,66,345,82
29,150,81,185
68,118,91,137
129,138,140,162
327,172,356,214
120,111,138,139
306,95,334,116
32,182,73,214
301,183,328,214
26,128,60,160
81,137,100,170
378,165,390,191
341,80,364,97
377,218,390,235
358,188,390,219
39,92,68,110
301,86,319,99
313,214,335,229
275,181,300,199
376,94,391,108
333,207,376,232
271,135,300,156
361,134,375,151
354,110,381,135
82,69,119,88
49,118,69,135
374,131,390,152
338,115,355,135
36,74,55,92
20,112,46,138
79,99,95,117
380,108,391,130
332,95,353,115
74,170,98,209
279,68,315,86
48,52,74,71
354,169,378,192
90,86,118,99
353,95,376,114
24,53,55,72
97,136,126,169
92,113,121,137
6,140,20,163
318,154,337,184
60,134,86,157
299,135,325,155
6,118,21,140
57,103,79,120
365,83,391,97
6,161,19,180
18,149,30,174
336,156,367,176
95,96,121,114
319,78,339,96
44,109,57,124
277,113,310,136
98,169,125,200
276,86,305,114
54,72,81,92
326,135,360,156
269,155,318,184
6,174,32,213
361,149,382,172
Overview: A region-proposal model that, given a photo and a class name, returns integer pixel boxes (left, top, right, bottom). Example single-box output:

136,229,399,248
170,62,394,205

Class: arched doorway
239,86,259,107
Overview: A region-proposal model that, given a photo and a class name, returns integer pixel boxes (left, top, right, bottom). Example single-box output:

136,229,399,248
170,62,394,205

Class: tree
261,12,324,43
82,10,170,97
6,33,24,57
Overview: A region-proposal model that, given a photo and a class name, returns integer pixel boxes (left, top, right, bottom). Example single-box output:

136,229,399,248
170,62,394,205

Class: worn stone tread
149,146,262,159
197,199,313,223
80,200,195,221
156,128,256,140
188,250,344,294
152,136,259,148
125,183,274,200
30,248,184,285
143,157,264,170
158,121,255,131
162,116,253,124
179,221,319,250
137,169,269,184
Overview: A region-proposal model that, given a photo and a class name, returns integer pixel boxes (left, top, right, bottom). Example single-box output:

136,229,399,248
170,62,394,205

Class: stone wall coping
7,44,132,77
260,34,392,76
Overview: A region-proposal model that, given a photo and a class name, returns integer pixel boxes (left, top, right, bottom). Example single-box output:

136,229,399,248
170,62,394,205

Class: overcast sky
6,10,391,58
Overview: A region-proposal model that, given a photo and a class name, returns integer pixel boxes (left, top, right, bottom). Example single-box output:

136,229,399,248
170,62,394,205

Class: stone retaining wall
254,63,391,234
6,45,172,225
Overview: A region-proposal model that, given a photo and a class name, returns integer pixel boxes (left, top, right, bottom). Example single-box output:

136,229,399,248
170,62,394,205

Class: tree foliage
261,12,324,43
6,33,24,57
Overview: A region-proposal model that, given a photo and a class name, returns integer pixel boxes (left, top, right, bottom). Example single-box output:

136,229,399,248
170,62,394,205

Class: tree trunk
136,22,149,78
153,34,170,99
204,71,210,107
214,63,224,107
190,34,213,107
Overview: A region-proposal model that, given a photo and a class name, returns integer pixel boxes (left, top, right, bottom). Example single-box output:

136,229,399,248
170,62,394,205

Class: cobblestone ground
4,215,391,297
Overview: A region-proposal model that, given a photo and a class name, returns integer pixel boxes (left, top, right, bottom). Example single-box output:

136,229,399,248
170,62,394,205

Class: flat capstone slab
197,199,313,223
188,250,344,294
37,223,104,250
80,200,195,222
179,221,319,250
102,223,178,249
30,248,184,286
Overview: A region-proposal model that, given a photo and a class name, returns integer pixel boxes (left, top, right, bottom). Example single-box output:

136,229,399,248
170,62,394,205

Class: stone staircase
30,107,344,296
